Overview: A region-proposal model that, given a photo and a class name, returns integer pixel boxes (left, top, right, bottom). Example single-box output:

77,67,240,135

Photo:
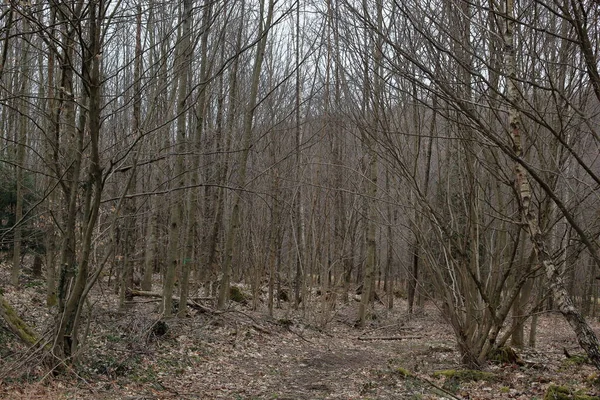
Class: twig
358,336,423,341
285,325,314,344
191,297,215,301
415,374,464,400
127,299,160,304
251,323,271,334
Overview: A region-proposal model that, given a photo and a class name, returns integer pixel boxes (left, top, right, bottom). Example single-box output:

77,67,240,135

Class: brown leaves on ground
0,280,600,399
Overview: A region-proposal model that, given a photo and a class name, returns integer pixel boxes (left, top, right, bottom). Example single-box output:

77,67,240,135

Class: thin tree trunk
511,245,536,348
12,48,29,286
358,0,382,327
385,169,394,310
267,174,280,316
43,5,58,307
180,0,213,318
293,0,306,310
119,3,143,306
162,0,193,317
407,84,436,314
358,153,377,326
141,3,161,292
505,0,600,369
53,1,85,359
53,0,104,360
9,12,31,287
217,0,275,309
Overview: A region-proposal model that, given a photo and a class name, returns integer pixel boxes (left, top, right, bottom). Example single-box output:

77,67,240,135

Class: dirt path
117,308,466,399
1,298,600,399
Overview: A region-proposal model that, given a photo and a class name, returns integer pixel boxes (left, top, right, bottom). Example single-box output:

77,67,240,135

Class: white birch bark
505,0,600,369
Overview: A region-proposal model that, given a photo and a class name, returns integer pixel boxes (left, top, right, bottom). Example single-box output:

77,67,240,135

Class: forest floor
0,274,600,399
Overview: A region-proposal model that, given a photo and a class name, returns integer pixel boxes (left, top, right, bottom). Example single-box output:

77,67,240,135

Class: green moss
586,373,600,386
24,280,44,289
229,286,246,303
563,354,589,366
46,292,57,307
488,346,521,364
106,334,121,343
433,369,495,382
0,296,38,345
544,385,600,400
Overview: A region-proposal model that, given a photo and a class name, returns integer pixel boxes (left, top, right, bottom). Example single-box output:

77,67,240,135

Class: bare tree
217,0,276,309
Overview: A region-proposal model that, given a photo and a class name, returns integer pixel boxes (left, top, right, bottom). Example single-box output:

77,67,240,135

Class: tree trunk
267,172,281,316
217,0,275,309
53,1,86,360
54,5,103,362
12,31,31,287
120,3,143,307
505,0,600,369
141,2,164,292
293,0,306,310
43,5,58,307
358,0,382,327
358,154,377,326
162,0,193,317
385,169,395,310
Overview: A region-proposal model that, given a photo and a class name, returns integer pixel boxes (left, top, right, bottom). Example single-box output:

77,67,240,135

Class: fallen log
0,294,38,346
127,289,215,314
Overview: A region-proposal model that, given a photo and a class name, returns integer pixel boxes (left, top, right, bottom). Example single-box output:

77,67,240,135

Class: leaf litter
0,279,599,399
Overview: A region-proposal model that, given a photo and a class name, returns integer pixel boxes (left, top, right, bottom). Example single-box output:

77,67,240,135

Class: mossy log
0,294,38,346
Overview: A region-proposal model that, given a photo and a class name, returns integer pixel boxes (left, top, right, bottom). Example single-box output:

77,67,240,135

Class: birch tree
504,0,600,369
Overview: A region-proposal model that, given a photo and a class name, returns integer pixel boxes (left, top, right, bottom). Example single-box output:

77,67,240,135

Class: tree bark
180,0,213,318
53,0,104,360
505,0,600,370
162,0,193,317
217,0,275,309
358,0,382,327
293,0,306,310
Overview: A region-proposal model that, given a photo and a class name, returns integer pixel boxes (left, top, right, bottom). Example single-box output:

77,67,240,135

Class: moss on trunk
0,294,38,346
